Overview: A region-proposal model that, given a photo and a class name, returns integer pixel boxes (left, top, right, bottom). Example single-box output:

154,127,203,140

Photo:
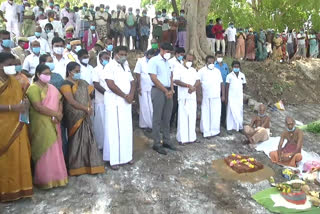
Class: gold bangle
8,105,11,111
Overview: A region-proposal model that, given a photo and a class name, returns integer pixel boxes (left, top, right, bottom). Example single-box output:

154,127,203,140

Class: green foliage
141,0,181,14
299,120,320,134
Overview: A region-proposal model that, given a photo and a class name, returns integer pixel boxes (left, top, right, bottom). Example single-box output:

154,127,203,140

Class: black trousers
170,86,178,127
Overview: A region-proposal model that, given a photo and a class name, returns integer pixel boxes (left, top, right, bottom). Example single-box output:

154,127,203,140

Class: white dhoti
93,102,105,149
200,97,221,137
226,98,243,131
103,98,133,166
6,19,20,38
138,91,153,129
176,99,197,144
266,42,272,54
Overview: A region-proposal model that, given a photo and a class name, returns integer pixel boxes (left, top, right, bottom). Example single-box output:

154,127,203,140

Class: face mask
66,44,71,50
217,57,223,63
32,47,41,54
2,39,12,48
163,53,171,60
25,6,30,10
162,13,166,17
151,43,158,49
45,29,51,34
66,32,73,39
105,8,109,13
35,32,41,37
185,61,192,68
143,13,147,16
23,42,29,49
39,11,43,15
90,26,96,31
8,0,13,5
117,9,120,12
230,25,234,28
129,11,133,14
177,55,183,61
218,21,222,24
39,74,51,83
83,7,87,11
66,7,70,10
15,65,22,73
45,62,55,71
75,45,82,52
258,113,266,117
287,126,296,132
3,65,16,75
102,59,109,66
49,17,54,22
117,56,127,64
72,73,81,80
106,44,113,52
23,0,28,4
53,47,64,55
100,8,104,12
180,13,184,17
208,64,215,70
81,58,89,65
233,68,240,73
49,2,54,6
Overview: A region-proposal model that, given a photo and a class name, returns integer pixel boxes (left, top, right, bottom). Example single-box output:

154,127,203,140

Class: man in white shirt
198,55,225,138
103,46,135,170
92,51,111,149
226,22,236,58
22,40,41,80
28,26,50,54
0,0,20,38
33,0,43,19
52,37,68,79
226,60,246,132
168,47,185,127
134,49,155,130
77,49,94,85
95,4,109,39
296,29,306,58
173,53,200,144
39,11,63,38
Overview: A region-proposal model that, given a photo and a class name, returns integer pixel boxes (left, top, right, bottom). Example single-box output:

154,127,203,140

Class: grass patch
299,120,320,134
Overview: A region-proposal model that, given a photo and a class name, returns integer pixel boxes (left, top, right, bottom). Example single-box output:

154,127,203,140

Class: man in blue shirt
214,51,229,127
148,42,176,155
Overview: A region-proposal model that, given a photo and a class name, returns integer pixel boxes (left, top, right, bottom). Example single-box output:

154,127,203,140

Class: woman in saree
60,62,105,176
0,52,33,202
22,3,36,37
245,28,256,61
235,29,246,60
26,64,68,189
272,34,283,61
309,30,319,58
256,30,268,61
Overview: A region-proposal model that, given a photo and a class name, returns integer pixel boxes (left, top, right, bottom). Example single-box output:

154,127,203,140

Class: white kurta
198,66,223,137
92,63,107,149
80,63,94,85
134,57,153,129
173,64,199,144
226,71,246,131
103,60,133,166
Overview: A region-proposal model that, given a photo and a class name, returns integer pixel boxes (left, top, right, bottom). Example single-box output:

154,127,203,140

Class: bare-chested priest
244,104,270,144
269,116,303,167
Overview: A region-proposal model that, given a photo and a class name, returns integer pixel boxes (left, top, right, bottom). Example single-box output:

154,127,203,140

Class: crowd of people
206,18,320,61
0,0,304,204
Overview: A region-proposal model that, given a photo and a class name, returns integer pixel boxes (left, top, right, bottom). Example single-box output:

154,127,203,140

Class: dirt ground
1,56,320,214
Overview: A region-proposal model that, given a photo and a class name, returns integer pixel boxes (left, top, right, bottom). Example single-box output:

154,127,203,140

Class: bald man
269,116,303,167
244,104,270,144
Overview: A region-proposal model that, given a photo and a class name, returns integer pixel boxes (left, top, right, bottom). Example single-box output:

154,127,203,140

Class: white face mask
75,45,82,52
217,57,223,63
81,58,89,64
185,61,192,68
3,65,16,75
53,47,64,55
208,64,215,70
163,53,171,60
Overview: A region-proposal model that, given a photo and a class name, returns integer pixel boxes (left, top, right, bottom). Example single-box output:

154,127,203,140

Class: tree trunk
181,0,212,60
171,0,179,15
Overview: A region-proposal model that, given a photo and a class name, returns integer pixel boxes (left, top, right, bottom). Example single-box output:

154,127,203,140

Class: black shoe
153,144,167,155
163,143,177,151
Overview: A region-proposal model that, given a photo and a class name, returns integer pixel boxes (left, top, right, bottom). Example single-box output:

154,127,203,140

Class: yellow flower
249,164,255,168
249,158,255,162
232,153,236,157
237,155,242,159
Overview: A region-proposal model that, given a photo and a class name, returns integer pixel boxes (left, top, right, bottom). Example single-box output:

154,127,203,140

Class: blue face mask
233,68,240,73
15,65,22,73
177,55,183,61
90,26,96,31
72,73,81,80
35,32,41,37
32,47,41,54
2,39,12,48
102,60,109,66
83,7,87,11
180,13,184,17
106,44,113,52
66,44,71,50
287,126,296,132
49,2,54,6
45,29,51,34
45,62,55,71
105,8,109,13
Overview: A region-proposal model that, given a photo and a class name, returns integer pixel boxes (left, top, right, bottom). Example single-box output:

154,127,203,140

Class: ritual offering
277,180,307,205
224,153,264,173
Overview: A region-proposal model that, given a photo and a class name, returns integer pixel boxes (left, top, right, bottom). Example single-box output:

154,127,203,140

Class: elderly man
0,0,20,38
269,116,303,167
244,104,270,144
148,42,176,155
28,26,50,54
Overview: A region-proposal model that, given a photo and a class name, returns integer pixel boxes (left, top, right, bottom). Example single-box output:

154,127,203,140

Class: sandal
111,165,120,170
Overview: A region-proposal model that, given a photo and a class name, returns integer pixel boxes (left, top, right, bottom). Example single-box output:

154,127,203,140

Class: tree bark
181,0,212,60
171,0,179,15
